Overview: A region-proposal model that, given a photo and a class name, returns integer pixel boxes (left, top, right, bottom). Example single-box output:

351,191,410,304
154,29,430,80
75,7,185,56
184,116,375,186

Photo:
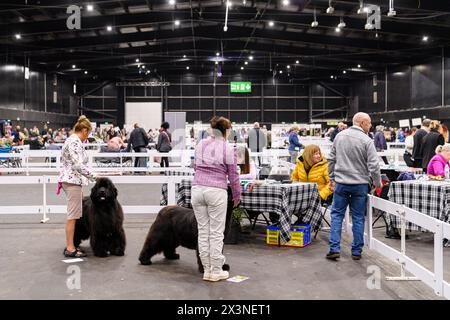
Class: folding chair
314,195,333,239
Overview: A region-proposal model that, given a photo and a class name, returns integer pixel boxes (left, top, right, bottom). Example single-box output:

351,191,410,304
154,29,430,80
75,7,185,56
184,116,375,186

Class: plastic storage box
266,224,311,248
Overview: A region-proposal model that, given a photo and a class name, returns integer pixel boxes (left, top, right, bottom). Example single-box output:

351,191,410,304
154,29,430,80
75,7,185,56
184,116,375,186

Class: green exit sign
230,82,251,93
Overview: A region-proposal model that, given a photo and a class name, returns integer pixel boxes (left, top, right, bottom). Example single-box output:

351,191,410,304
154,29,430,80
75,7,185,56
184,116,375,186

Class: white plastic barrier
367,195,450,299
0,175,194,223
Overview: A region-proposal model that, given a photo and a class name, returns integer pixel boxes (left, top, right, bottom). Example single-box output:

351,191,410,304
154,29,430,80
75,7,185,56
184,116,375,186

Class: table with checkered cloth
172,180,323,243
160,170,194,206
386,180,450,231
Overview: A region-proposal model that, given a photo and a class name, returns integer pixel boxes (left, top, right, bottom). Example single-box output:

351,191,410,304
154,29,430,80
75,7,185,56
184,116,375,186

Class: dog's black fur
74,178,126,257
139,189,233,273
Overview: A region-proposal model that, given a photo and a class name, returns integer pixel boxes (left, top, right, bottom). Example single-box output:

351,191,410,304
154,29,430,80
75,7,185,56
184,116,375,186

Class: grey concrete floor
0,179,447,300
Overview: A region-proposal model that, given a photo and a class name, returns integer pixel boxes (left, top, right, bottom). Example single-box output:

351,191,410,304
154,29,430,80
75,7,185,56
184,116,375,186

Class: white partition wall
125,102,162,132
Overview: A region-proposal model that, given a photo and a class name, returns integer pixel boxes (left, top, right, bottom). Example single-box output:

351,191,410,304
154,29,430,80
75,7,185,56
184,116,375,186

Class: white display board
411,118,422,126
125,102,162,132
399,119,410,128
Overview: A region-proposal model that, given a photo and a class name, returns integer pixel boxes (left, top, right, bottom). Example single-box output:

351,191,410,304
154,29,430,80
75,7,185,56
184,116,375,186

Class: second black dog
139,190,233,273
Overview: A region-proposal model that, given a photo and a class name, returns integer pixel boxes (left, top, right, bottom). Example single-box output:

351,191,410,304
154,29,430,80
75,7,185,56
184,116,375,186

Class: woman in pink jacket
427,144,450,177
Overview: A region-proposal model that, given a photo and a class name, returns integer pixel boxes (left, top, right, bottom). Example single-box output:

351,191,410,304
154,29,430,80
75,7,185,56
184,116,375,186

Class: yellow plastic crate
266,224,311,248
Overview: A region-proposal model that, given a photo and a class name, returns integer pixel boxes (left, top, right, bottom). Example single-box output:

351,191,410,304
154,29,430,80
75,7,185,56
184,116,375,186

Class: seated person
291,144,332,201
107,136,127,151
427,144,450,178
237,146,257,180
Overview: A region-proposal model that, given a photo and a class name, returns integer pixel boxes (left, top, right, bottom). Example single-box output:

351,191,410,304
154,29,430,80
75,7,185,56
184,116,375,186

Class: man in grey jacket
247,122,267,166
327,112,381,261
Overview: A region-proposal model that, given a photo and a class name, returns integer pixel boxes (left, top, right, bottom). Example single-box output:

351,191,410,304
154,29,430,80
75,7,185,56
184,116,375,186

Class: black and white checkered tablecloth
168,180,322,243
160,170,194,206
386,180,450,231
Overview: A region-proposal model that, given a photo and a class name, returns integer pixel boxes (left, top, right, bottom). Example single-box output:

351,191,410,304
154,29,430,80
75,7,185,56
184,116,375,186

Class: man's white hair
352,112,370,126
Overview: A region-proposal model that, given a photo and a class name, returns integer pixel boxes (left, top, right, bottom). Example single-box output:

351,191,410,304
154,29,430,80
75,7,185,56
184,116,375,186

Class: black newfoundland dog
139,188,233,273
74,177,126,257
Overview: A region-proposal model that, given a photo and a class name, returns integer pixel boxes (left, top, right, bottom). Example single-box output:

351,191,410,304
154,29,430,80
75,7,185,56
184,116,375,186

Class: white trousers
191,185,228,271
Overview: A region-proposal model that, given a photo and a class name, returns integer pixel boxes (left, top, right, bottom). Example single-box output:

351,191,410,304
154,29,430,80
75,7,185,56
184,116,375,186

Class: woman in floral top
59,115,96,258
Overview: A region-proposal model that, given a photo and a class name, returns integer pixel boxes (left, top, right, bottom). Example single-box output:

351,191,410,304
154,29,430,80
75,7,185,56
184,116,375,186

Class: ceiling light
186,66,190,70
357,1,365,14
216,52,220,56
357,64,361,68
215,61,218,65
375,32,379,38
106,25,113,31
142,65,146,69
311,8,318,27
338,17,346,29
296,60,299,64
249,55,254,60
387,0,396,17
169,0,176,5
84,71,88,74
287,65,290,69
15,34,21,40
335,27,341,33
330,75,334,79
268,21,274,27
135,58,140,63
174,20,180,26
243,0,246,4
326,0,334,14
241,66,244,70
282,0,290,6
87,4,94,11
227,1,232,8
183,54,186,58
72,65,76,69
342,70,347,74
279,70,283,74
363,7,370,13
245,61,248,65
422,36,429,42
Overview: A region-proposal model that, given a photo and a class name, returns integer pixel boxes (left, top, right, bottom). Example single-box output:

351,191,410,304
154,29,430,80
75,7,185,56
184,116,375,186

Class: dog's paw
164,253,180,260
222,264,230,271
139,258,152,265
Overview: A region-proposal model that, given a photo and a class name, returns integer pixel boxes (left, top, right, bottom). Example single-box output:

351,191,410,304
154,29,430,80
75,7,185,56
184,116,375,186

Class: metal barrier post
386,207,419,281
40,176,49,223
434,222,444,296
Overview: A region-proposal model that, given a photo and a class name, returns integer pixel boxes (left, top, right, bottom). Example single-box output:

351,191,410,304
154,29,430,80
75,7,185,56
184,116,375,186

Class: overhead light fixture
216,52,220,56
375,32,379,38
387,0,396,17
106,25,113,31
15,34,21,40
357,1,364,14
338,17,346,29
245,61,248,65
311,8,318,27
282,0,290,6
268,21,275,27
422,36,429,42
186,66,190,70
241,66,244,70
183,54,187,58
326,0,334,14
142,65,146,69
287,65,290,69
227,1,232,8
72,65,76,69
343,70,347,74
84,71,88,74
335,27,341,33
243,0,246,4
357,64,361,68
296,60,300,64
169,0,176,5
279,70,283,74
330,75,334,79
87,4,94,11
249,55,254,60
174,20,180,26
215,61,218,65
135,58,140,63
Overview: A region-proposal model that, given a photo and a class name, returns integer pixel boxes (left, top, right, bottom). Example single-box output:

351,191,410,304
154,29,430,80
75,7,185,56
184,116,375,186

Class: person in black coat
126,123,149,169
420,120,445,171
412,119,431,168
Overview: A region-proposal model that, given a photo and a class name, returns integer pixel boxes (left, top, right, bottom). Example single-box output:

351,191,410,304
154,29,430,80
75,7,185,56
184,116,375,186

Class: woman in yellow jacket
291,144,332,201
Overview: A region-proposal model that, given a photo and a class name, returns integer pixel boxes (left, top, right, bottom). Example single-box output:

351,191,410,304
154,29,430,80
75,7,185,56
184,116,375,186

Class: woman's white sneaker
209,270,229,282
